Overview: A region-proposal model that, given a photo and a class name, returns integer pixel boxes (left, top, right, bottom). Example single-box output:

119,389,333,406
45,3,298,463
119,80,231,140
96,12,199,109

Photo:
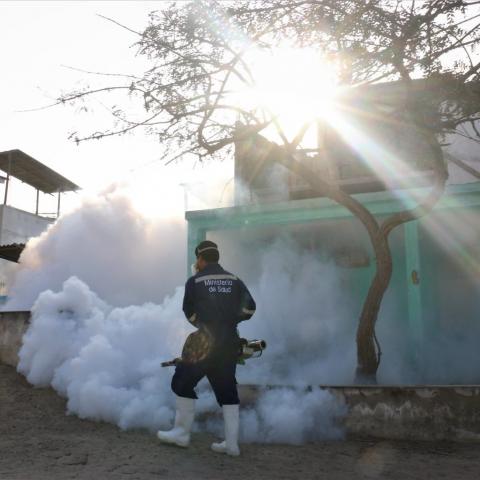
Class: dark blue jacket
182,263,256,348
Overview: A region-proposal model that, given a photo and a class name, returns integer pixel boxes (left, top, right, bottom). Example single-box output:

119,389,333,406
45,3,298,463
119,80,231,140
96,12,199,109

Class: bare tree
57,0,480,382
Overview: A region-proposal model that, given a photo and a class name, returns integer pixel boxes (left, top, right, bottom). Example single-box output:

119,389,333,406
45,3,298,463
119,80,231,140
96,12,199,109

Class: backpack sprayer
161,334,267,367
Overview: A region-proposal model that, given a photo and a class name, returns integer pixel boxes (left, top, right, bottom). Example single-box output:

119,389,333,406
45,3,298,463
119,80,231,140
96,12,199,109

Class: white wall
0,205,53,246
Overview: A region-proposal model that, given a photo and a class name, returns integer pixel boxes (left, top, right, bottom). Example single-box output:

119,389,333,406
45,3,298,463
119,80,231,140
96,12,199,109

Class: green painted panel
187,225,206,277
185,182,480,377
186,182,480,231
414,207,480,383
404,221,423,372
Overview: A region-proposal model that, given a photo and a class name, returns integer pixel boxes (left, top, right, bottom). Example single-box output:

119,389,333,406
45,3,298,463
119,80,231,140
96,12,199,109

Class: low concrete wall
0,311,30,367
336,385,480,441
1,311,479,441
238,384,480,442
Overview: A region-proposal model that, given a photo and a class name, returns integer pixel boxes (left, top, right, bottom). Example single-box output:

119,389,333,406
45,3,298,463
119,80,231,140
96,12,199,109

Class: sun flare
245,47,339,137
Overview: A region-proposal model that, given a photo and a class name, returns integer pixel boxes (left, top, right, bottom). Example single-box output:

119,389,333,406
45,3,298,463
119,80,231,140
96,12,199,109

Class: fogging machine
237,338,266,364
161,337,267,367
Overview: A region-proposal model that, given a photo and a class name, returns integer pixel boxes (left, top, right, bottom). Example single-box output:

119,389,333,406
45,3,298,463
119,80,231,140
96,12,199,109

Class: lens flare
242,47,338,138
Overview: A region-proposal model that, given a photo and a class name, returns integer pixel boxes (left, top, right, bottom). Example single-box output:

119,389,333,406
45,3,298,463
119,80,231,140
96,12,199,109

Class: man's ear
197,257,207,270
192,261,199,275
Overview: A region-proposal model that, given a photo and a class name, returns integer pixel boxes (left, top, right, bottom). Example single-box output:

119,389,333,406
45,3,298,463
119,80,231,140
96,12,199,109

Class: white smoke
237,237,356,386
4,185,185,310
12,186,348,443
18,276,191,431
240,387,346,443
15,176,480,443
17,268,347,441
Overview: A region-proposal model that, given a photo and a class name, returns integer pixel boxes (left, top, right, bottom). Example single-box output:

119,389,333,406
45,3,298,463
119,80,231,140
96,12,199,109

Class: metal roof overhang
0,150,79,194
0,243,25,263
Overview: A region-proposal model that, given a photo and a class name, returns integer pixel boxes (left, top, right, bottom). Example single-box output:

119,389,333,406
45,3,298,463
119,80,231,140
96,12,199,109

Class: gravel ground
1,363,480,480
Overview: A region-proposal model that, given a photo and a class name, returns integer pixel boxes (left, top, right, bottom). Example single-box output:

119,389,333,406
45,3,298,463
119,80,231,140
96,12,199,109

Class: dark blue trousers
171,352,239,405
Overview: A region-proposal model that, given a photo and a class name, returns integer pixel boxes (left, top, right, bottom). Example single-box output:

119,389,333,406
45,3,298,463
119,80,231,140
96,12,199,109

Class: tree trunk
272,119,447,385
355,232,393,383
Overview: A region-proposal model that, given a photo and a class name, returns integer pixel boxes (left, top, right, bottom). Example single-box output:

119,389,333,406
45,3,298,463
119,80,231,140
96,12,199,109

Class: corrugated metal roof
0,149,80,194
0,243,25,263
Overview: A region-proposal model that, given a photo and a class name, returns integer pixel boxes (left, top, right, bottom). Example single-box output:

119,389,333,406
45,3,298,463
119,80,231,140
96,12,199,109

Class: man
157,240,256,456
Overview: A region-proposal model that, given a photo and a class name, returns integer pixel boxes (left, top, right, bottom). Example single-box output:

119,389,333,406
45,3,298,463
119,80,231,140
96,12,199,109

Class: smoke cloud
4,185,185,310
235,237,357,386
18,276,191,430
11,185,348,443
18,270,347,440
9,174,480,443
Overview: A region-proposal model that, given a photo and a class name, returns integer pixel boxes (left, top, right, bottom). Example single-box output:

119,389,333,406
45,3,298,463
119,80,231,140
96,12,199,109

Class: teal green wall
417,206,480,382
186,182,480,382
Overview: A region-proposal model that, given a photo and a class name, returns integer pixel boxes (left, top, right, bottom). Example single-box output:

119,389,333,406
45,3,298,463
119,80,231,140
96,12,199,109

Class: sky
0,1,226,215
1,1,479,214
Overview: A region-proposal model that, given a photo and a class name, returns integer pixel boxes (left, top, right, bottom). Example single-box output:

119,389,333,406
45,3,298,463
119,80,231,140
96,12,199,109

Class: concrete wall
335,385,480,441
0,205,53,245
0,310,29,367
238,385,480,442
1,311,479,442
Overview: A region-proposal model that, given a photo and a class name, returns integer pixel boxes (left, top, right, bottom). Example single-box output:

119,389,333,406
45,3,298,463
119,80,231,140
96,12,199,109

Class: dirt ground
1,364,480,480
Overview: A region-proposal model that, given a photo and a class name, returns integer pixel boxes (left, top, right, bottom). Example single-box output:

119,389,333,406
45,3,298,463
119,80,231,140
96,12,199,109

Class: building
185,83,480,383
0,149,79,298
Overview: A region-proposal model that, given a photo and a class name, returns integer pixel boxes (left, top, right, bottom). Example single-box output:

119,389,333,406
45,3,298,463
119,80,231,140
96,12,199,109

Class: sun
244,47,339,140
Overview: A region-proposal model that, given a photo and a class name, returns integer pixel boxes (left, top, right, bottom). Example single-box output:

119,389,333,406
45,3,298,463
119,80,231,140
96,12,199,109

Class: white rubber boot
157,396,195,447
211,404,240,456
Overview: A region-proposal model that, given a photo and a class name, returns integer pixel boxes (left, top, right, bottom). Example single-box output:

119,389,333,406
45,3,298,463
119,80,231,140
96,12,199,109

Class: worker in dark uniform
157,240,256,456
